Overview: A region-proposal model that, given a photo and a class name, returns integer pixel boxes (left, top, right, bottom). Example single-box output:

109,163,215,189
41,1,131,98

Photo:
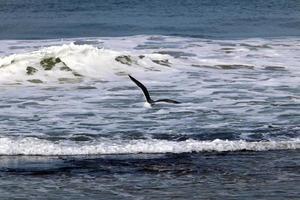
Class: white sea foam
0,42,173,84
0,36,299,150
0,137,299,156
0,36,299,85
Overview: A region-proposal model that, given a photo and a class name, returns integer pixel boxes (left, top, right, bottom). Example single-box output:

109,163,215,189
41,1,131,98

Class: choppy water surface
0,36,300,199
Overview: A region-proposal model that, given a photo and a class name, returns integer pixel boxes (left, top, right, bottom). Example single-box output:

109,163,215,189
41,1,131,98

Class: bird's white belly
143,102,152,108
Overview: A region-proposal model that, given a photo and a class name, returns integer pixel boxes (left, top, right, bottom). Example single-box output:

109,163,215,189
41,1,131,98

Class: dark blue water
0,0,300,39
1,151,300,199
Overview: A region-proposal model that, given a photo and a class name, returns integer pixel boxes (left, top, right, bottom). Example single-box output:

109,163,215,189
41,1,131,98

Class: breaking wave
0,42,173,84
0,137,299,156
1,36,300,85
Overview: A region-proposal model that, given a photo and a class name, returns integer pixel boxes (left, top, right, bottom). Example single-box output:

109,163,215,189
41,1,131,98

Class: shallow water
1,150,300,199
0,36,299,199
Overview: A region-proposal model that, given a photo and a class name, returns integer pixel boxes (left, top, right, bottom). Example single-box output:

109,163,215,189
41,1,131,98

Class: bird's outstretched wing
155,99,181,104
128,75,153,103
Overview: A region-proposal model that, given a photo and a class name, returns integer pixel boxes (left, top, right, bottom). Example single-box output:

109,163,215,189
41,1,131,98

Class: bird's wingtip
128,74,136,82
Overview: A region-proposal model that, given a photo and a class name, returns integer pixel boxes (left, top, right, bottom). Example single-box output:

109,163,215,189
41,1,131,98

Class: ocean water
0,1,300,199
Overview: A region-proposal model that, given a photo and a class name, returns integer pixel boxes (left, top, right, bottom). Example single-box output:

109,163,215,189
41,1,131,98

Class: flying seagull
128,75,181,106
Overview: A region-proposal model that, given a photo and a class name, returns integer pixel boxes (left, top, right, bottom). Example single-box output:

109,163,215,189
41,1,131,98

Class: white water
0,36,299,155
0,42,173,84
0,137,299,155
0,36,300,84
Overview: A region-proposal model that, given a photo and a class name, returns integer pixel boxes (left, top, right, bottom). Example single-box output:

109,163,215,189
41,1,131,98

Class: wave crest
0,43,172,84
0,137,299,156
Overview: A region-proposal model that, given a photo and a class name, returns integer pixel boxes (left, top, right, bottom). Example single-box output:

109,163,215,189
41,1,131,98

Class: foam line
0,137,299,156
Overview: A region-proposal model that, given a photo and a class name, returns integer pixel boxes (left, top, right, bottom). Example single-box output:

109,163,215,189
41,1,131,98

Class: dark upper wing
128,75,153,103
155,99,181,104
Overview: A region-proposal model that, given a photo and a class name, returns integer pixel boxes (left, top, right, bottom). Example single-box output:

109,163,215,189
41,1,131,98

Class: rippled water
0,36,299,198
1,0,300,39
1,36,299,146
1,151,299,199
